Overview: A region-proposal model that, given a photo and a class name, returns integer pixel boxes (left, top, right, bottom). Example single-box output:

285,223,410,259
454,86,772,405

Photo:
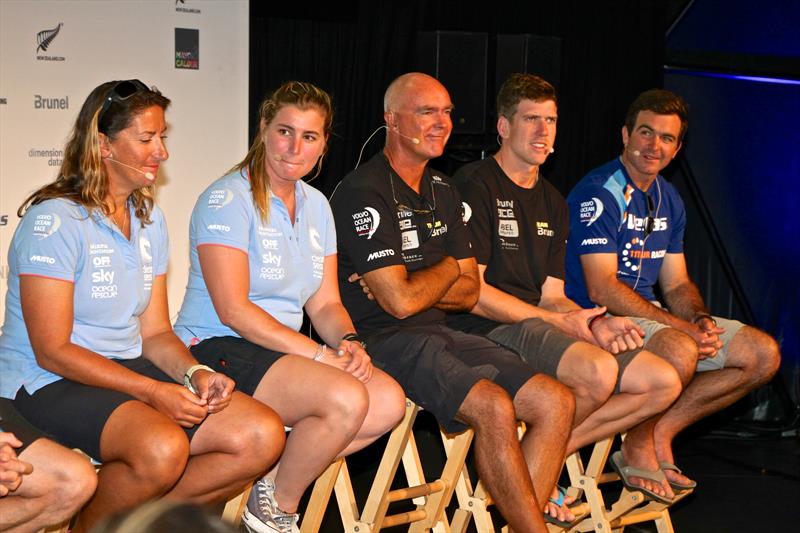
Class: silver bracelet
313,343,327,361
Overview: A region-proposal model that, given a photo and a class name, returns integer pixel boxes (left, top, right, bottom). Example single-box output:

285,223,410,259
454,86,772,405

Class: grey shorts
628,314,745,372
485,317,641,393
365,324,538,433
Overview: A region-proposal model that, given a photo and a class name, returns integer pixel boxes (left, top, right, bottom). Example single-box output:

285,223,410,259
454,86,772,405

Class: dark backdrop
249,0,670,198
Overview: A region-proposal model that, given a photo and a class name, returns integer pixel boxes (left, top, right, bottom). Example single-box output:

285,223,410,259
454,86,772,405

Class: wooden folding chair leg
221,481,253,525
300,459,344,532
566,435,692,533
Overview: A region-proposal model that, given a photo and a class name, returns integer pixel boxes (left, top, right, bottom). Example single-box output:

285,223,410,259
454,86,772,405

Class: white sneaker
242,478,300,533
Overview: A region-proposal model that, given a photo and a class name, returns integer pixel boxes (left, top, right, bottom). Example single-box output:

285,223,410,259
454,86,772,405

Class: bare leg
619,328,699,501
253,355,369,513
72,401,191,532
653,326,780,486
165,392,285,503
0,439,96,533
339,368,405,456
555,342,617,425
514,375,575,525
456,379,559,533
567,350,681,453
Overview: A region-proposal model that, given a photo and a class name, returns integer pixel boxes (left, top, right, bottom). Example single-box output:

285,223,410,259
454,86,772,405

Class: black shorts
189,336,284,396
365,324,537,433
12,358,200,461
0,398,46,453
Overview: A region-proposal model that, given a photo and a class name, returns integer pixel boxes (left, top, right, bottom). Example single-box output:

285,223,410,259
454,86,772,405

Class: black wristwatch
342,332,366,350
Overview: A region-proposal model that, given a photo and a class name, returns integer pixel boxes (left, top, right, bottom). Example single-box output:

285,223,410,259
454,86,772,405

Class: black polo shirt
331,153,474,336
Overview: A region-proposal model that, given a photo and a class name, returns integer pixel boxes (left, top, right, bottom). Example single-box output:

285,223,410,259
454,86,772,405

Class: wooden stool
300,399,473,532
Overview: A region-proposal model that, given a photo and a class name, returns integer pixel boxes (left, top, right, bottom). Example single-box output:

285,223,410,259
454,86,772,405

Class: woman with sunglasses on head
0,80,286,532
174,81,405,533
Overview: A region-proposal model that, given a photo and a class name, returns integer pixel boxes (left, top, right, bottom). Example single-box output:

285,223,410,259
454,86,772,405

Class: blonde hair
230,81,333,222
18,80,170,225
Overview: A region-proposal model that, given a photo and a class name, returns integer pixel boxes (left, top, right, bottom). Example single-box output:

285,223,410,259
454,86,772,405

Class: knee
517,375,575,429
567,347,618,406
463,381,518,431
374,379,407,432
740,329,781,385
226,405,286,471
52,452,97,518
326,377,370,433
129,426,190,490
643,354,683,409
648,329,699,384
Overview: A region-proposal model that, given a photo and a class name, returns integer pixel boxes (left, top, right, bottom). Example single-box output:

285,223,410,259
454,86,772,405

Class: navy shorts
0,398,45,453
189,336,285,396
365,324,537,433
12,358,200,460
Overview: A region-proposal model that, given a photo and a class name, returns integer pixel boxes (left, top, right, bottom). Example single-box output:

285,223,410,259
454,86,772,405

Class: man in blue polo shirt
565,89,781,500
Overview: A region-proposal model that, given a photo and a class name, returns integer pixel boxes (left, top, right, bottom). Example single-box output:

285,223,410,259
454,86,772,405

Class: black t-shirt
448,157,568,334
331,153,474,336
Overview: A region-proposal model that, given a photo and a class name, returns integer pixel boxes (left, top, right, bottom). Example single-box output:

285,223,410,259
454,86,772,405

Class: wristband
313,343,327,361
692,313,716,326
183,364,214,394
342,332,366,350
587,314,605,330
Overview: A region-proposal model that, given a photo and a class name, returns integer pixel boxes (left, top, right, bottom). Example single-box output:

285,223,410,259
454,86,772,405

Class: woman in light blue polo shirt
0,80,285,530
175,82,405,532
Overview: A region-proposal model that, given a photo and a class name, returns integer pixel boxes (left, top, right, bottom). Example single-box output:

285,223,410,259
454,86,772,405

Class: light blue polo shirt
0,199,169,398
174,170,337,344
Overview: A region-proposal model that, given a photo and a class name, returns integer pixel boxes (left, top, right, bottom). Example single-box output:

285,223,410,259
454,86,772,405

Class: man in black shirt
331,72,574,532
450,74,682,504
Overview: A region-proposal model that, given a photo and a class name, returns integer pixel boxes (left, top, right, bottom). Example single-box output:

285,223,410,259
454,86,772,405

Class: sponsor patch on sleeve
352,207,380,239
578,197,604,226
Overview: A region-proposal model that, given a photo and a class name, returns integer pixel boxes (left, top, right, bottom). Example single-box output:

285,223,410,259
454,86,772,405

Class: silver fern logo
36,23,63,53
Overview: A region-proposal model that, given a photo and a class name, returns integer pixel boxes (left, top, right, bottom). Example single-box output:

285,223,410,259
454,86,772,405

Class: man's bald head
384,72,445,112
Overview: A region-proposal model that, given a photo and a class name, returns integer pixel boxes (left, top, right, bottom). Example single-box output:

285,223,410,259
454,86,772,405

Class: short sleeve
667,192,685,254
151,207,169,276
192,182,252,252
321,200,337,257
567,185,621,255
441,184,474,261
333,185,404,275
14,202,82,282
548,197,569,279
459,178,493,265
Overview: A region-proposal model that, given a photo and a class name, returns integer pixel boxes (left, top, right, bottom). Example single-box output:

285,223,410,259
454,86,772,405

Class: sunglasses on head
98,79,150,123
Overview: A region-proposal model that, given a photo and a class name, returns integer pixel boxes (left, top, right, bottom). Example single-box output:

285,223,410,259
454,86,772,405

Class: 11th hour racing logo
35,23,65,62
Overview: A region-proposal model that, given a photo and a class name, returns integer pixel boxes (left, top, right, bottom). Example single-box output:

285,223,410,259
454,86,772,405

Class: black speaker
496,34,562,91
417,31,488,134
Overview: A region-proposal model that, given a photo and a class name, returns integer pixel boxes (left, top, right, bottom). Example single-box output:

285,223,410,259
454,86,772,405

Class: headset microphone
549,147,555,154
633,150,641,156
107,155,155,181
393,126,420,145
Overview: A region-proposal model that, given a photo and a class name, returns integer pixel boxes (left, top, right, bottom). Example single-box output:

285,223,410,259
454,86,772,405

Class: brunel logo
35,23,65,61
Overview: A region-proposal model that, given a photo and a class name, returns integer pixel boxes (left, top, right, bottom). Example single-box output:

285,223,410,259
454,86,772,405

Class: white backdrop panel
0,0,249,320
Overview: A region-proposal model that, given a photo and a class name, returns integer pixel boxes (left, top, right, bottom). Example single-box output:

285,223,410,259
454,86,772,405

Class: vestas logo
36,23,62,53
35,23,65,62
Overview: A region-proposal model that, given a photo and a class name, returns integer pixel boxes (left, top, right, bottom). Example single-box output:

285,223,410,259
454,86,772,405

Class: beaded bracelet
313,343,327,361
